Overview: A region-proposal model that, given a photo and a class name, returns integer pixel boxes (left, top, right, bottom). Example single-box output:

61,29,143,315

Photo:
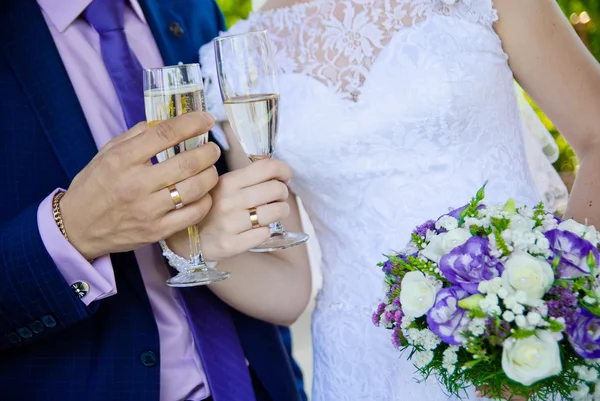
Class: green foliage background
218,0,252,27
216,0,599,177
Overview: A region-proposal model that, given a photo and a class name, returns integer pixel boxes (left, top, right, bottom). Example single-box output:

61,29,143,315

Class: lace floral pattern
205,0,498,101
199,0,564,399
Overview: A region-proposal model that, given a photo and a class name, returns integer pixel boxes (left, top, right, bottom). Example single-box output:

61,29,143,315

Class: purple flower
446,205,469,220
439,237,504,294
546,229,599,278
372,302,386,327
427,286,470,345
391,326,402,349
568,308,600,358
547,284,578,325
445,204,486,221
382,259,394,274
413,220,436,238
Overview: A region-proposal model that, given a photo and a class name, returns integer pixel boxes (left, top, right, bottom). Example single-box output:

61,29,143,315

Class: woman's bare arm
495,0,600,225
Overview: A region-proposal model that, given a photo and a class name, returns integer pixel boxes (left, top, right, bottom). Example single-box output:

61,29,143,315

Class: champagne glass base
250,231,309,252
166,267,231,287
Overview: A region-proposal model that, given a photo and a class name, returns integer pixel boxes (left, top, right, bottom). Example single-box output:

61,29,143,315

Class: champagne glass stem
187,223,204,267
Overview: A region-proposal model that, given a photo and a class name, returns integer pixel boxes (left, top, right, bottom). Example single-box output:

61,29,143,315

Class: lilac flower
391,326,402,349
382,259,394,274
372,302,386,327
439,237,504,294
427,286,470,345
568,308,600,358
545,229,599,278
547,284,578,326
413,220,436,238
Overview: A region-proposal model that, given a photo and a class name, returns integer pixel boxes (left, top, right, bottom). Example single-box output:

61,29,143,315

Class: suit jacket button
169,22,184,37
140,351,158,367
71,281,89,299
29,320,45,334
17,327,33,339
6,332,21,344
41,315,57,328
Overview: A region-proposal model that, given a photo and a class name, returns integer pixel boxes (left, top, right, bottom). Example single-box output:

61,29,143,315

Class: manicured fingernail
475,391,482,398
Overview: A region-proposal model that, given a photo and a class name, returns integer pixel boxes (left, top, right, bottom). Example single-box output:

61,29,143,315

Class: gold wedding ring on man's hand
248,207,261,229
167,184,184,210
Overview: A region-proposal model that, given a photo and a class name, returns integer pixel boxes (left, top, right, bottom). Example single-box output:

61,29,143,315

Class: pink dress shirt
35,1,209,400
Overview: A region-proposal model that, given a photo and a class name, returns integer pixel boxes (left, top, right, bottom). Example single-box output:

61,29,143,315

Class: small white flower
400,272,439,317
515,315,528,328
536,303,549,318
414,350,434,369
497,287,508,299
401,316,414,330
468,318,487,336
509,214,535,233
502,330,562,386
527,312,543,327
571,383,590,401
480,293,502,316
436,215,459,231
574,365,599,382
541,214,559,232
442,346,460,375
503,310,515,322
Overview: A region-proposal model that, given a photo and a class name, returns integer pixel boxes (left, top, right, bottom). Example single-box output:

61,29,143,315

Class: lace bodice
200,0,563,399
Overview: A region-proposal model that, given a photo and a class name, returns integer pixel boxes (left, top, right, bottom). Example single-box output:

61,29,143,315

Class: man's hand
60,112,220,260
166,158,292,261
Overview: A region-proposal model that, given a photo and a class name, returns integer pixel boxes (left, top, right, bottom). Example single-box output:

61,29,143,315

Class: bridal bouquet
372,184,600,400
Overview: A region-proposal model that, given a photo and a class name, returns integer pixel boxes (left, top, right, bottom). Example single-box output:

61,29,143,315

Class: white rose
502,252,554,306
502,330,562,386
509,214,535,233
400,271,439,318
421,228,472,263
558,219,598,246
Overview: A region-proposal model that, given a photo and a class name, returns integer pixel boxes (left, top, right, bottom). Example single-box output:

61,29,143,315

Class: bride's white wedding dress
200,0,568,399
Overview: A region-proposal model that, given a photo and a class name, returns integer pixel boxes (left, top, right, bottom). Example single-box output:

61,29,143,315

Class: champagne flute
143,64,230,286
214,30,309,252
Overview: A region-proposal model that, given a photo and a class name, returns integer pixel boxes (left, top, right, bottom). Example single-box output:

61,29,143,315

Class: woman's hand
475,386,527,401
166,158,292,261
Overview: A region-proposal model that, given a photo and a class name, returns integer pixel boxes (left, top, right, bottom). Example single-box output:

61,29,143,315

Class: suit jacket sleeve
0,197,99,352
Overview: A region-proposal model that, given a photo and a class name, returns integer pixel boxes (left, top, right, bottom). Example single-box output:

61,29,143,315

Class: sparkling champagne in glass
214,31,309,252
144,64,230,286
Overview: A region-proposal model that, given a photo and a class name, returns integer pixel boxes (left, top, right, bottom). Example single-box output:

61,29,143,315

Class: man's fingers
151,165,219,214
99,121,148,155
128,112,215,164
221,158,292,191
147,142,221,191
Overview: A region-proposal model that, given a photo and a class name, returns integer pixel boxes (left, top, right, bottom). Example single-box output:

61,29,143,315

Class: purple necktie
85,0,145,128
179,287,257,401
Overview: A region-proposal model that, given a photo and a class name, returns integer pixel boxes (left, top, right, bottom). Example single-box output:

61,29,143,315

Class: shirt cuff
37,189,117,305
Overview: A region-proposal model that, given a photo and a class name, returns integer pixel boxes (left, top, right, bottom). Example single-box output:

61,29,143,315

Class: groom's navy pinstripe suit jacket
0,1,303,400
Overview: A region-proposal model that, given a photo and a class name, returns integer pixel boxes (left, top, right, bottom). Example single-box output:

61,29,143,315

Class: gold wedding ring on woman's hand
248,207,261,228
167,184,184,210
